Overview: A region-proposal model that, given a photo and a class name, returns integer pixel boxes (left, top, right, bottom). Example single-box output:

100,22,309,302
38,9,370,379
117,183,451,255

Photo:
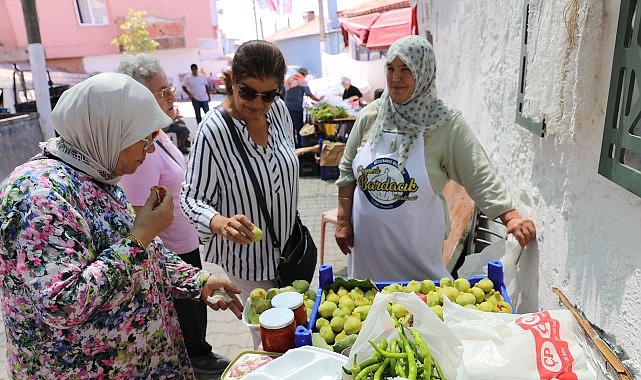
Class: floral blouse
0,157,210,379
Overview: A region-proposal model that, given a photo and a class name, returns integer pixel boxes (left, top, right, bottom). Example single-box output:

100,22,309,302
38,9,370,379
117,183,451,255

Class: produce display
307,103,352,122
379,276,512,320
344,320,447,380
244,280,316,325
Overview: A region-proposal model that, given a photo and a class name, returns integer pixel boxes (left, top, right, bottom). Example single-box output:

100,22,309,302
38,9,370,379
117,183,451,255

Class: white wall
426,0,640,374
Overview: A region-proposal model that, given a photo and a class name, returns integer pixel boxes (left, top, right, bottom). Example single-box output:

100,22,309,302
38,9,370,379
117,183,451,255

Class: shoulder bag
216,106,317,287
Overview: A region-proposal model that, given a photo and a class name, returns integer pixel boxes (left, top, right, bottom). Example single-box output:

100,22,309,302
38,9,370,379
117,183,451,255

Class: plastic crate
320,165,339,180
308,261,515,332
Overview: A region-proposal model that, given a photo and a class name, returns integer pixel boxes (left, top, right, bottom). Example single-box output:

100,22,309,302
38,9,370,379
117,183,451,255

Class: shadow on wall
0,113,43,180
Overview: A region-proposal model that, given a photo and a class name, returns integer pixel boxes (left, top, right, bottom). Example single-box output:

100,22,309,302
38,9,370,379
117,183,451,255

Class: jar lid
259,307,294,329
271,291,304,310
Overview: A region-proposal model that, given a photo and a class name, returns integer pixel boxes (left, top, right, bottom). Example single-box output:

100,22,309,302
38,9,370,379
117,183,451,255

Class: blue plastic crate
320,165,339,180
307,261,515,332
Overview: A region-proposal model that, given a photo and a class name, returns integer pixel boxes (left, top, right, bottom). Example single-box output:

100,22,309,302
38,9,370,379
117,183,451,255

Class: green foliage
111,9,159,53
308,103,351,122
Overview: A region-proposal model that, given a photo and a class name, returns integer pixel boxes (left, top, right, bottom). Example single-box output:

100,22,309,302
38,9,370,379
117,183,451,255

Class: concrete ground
0,98,347,379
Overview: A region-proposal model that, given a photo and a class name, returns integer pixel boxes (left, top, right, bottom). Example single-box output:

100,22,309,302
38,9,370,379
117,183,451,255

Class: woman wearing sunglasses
180,40,299,335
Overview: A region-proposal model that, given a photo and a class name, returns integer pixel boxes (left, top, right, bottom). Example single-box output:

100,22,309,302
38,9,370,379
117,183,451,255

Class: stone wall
0,113,43,180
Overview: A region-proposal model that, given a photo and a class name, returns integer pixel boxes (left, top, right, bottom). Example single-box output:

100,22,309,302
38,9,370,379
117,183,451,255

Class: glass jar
259,308,295,353
271,291,308,327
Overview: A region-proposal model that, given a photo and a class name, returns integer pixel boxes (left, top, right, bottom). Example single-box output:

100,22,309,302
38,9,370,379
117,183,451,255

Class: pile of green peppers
343,323,446,380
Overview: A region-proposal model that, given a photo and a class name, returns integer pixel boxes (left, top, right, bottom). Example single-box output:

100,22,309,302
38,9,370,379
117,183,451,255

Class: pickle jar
258,307,296,353
271,291,308,327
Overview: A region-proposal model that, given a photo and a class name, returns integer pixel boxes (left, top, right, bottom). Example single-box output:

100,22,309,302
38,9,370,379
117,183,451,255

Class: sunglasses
235,82,280,103
154,85,176,100
141,130,160,151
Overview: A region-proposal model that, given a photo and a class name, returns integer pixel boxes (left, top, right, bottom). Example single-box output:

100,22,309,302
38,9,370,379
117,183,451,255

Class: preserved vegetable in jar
271,291,308,327
259,308,295,353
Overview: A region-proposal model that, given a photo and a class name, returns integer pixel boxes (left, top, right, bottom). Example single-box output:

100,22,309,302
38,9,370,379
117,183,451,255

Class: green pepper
404,339,417,380
409,327,432,377
354,362,381,380
373,357,390,380
368,340,408,358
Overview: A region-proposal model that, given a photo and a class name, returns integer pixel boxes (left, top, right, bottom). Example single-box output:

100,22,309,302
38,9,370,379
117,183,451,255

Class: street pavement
0,99,347,379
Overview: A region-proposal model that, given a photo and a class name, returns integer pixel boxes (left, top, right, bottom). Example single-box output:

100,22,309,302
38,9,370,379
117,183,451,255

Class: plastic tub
239,346,348,380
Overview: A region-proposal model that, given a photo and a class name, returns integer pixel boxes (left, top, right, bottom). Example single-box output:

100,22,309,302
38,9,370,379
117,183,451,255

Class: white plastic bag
345,292,464,379
442,298,604,380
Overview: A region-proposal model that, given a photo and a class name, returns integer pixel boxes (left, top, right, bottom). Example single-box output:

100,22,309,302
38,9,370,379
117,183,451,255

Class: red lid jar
258,307,296,353
271,291,308,328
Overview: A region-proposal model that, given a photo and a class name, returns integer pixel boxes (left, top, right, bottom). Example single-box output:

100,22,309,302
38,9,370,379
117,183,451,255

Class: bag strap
155,140,183,166
216,105,281,251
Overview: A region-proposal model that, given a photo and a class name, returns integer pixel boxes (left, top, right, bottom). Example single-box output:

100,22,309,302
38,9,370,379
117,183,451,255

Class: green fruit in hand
251,224,263,242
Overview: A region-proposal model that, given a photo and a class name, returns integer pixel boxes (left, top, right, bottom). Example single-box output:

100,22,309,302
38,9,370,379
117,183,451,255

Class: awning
340,7,412,51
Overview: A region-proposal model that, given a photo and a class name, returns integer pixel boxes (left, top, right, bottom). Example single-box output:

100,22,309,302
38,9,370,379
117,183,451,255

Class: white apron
349,131,450,282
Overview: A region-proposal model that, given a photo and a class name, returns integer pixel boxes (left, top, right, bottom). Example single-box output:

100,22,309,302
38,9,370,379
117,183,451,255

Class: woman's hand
334,220,354,255
131,186,173,246
201,276,243,319
500,209,537,247
210,214,256,244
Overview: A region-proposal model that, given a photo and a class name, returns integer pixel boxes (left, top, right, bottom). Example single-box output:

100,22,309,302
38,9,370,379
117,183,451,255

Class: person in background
181,39,298,310
341,77,363,103
117,54,230,377
284,67,323,148
334,35,536,282
183,63,211,125
373,88,384,100
0,73,243,379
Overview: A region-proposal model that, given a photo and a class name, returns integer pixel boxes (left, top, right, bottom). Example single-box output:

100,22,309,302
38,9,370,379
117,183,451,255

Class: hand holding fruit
130,186,173,245
211,214,256,244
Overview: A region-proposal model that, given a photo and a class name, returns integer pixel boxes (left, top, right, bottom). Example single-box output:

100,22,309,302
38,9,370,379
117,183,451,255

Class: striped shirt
180,99,299,281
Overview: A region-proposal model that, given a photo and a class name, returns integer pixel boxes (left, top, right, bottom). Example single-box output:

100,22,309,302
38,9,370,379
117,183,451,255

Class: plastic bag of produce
443,299,604,379
345,292,464,379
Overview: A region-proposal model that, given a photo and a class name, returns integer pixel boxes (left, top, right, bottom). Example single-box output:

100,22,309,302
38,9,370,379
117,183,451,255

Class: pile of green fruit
307,103,351,122
311,278,379,350
380,277,512,320
245,279,317,325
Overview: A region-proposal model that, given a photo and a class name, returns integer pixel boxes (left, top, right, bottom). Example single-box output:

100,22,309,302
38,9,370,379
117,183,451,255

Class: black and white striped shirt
180,99,299,281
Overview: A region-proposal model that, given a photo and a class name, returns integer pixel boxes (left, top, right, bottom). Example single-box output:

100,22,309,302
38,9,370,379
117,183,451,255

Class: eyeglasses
235,82,280,103
154,86,176,99
141,130,160,151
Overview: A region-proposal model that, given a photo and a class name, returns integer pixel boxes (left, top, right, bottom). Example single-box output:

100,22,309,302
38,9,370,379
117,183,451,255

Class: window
598,0,641,197
74,0,108,25
515,2,546,137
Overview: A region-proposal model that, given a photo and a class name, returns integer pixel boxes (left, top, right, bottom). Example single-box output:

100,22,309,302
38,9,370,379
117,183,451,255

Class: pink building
0,0,227,101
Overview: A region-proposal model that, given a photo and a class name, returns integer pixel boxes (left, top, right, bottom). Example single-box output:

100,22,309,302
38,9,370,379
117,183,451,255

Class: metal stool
319,207,338,265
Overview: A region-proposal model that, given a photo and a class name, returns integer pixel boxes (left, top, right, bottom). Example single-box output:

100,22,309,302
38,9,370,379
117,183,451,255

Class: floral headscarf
44,72,172,184
368,35,452,169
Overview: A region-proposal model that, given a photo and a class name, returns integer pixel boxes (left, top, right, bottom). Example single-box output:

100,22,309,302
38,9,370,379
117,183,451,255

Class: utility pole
318,0,326,76
21,0,55,139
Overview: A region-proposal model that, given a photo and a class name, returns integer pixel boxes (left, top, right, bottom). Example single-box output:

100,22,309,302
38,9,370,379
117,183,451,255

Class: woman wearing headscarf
0,73,242,378
334,35,536,282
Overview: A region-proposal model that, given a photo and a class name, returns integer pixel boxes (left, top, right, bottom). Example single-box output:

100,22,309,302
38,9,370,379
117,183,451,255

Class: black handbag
217,106,317,287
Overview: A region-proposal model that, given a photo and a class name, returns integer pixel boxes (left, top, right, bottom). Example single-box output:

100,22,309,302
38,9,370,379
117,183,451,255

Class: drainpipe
21,0,55,140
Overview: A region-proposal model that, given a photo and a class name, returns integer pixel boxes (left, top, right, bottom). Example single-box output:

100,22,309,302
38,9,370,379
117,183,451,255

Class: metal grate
598,0,641,198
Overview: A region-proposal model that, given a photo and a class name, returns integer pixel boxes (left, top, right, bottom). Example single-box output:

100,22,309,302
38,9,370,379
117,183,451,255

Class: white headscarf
44,72,172,184
368,35,452,170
